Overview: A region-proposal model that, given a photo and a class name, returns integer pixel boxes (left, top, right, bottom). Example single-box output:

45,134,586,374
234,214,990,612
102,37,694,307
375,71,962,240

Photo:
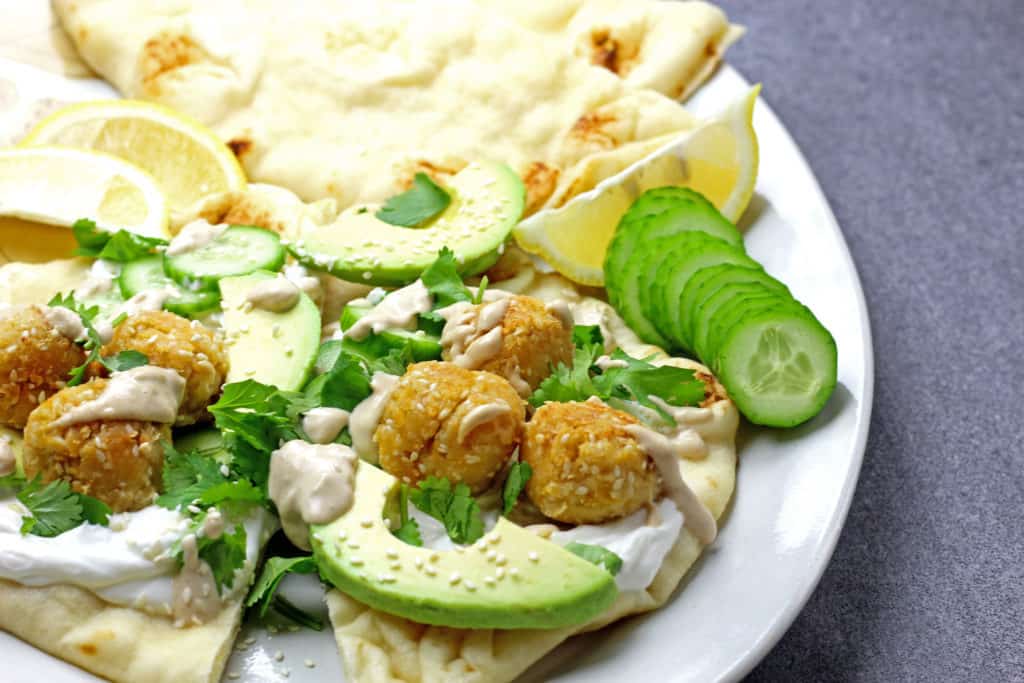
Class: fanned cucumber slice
119,256,220,317
706,294,805,369
164,225,285,290
653,239,759,351
680,265,789,346
716,310,837,427
692,282,780,362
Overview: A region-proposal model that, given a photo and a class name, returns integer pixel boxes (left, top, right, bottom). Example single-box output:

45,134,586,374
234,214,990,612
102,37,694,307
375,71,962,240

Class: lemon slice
0,146,169,263
513,85,760,286
21,99,246,213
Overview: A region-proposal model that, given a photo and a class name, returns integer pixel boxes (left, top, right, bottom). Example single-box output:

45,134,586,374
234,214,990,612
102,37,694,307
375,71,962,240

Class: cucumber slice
605,189,742,347
653,239,759,351
164,225,285,290
691,282,781,363
620,187,703,223
685,266,791,348
680,265,789,346
340,304,442,362
119,256,221,317
705,294,805,370
715,310,837,427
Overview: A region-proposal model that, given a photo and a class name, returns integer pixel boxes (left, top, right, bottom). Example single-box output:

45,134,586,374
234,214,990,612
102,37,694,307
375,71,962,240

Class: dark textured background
716,1,1024,680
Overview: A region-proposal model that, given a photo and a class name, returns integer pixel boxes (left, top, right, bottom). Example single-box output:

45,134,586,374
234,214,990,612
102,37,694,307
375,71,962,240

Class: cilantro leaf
198,523,248,592
501,462,532,515
17,477,110,537
376,173,451,228
393,484,423,547
408,477,484,545
270,593,323,631
156,440,230,511
314,352,372,410
101,350,148,372
47,291,120,386
246,555,319,617
572,324,604,349
472,275,489,305
529,345,603,407
209,380,298,452
420,247,472,307
565,542,623,576
0,472,26,490
72,218,167,261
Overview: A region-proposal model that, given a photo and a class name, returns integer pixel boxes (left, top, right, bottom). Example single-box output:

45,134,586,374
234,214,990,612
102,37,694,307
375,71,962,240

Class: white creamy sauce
439,298,508,372
268,440,359,551
42,305,86,342
545,299,574,330
284,264,323,307
302,406,350,444
245,275,301,313
165,219,227,256
117,287,181,320
53,366,185,427
202,508,224,540
595,355,630,371
343,280,432,341
549,499,683,591
0,435,15,477
348,372,399,463
74,259,121,299
626,424,717,545
456,402,511,443
171,533,222,627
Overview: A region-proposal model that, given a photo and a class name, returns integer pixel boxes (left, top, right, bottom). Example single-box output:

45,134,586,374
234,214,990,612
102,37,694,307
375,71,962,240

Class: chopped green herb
565,542,623,576
420,247,472,308
393,484,423,547
376,173,451,228
473,275,489,305
16,476,110,537
102,350,149,372
72,218,167,261
47,292,137,386
246,555,319,618
501,462,532,515
270,593,323,631
199,523,248,592
572,324,604,349
156,440,232,511
408,476,483,545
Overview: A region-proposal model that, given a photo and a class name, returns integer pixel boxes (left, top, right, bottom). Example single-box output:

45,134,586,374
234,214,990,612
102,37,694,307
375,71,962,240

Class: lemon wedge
0,146,169,256
21,99,246,214
513,85,760,286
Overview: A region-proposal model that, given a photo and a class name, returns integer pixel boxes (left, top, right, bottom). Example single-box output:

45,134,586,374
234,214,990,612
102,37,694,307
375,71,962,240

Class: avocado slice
312,464,618,630
338,304,442,362
220,271,321,390
291,162,525,286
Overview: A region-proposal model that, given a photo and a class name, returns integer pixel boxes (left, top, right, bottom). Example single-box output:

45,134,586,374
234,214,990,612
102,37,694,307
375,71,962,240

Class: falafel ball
522,399,660,525
22,381,169,512
101,310,228,426
0,305,88,428
376,361,525,493
442,294,572,396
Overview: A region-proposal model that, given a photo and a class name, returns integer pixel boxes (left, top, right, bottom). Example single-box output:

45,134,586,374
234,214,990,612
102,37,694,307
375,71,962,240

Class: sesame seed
379,574,396,583
304,659,316,668
390,561,401,571
449,573,461,585
360,518,373,528
350,557,363,566
228,673,240,680
219,464,230,477
496,567,506,579
425,566,437,576
386,549,399,559
429,553,440,562
510,568,520,578
528,551,539,562
414,557,424,569
489,534,501,544
495,554,507,566
274,651,284,662
484,576,496,586
485,550,496,562
338,530,348,540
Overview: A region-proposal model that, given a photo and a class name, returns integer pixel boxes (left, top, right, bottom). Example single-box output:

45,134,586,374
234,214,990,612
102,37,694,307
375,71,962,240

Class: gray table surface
717,1,1024,680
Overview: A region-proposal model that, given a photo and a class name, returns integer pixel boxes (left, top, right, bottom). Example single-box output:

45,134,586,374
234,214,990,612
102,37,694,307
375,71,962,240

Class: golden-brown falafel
522,399,660,525
100,310,228,426
441,294,572,396
0,305,87,428
376,361,525,493
22,380,170,512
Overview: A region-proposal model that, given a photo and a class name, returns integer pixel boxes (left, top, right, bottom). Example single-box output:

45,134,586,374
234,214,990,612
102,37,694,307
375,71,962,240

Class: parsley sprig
408,477,484,545
16,476,110,537
245,555,322,630
375,174,451,228
501,462,532,515
47,292,146,386
72,218,167,261
529,326,706,424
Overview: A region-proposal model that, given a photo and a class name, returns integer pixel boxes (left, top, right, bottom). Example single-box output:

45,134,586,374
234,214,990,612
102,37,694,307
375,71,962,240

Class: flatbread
53,0,737,215
325,274,739,683
0,581,242,683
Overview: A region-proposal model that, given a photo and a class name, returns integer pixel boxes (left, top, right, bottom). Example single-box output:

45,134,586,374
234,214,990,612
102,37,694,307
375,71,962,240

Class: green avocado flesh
290,162,525,286
219,271,321,390
312,464,618,630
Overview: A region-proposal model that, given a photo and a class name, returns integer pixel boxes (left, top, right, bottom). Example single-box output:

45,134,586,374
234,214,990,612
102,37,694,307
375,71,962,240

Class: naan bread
0,581,242,683
54,0,737,215
325,275,739,683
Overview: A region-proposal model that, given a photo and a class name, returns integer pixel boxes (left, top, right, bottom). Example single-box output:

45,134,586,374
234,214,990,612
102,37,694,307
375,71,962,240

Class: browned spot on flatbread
226,137,252,160
569,111,620,151
399,159,467,190
588,27,639,78
79,643,98,656
139,32,204,97
521,161,560,216
190,191,288,235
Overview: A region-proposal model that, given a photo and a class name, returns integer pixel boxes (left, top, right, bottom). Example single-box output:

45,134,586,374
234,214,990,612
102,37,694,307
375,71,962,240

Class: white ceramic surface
0,59,872,683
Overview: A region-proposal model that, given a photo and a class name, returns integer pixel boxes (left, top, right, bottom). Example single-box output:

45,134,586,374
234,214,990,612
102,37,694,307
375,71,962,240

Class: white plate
0,60,872,683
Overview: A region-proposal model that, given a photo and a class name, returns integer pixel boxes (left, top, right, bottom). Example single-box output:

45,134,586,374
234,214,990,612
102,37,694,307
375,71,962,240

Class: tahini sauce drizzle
348,373,399,463
439,298,509,370
42,305,86,342
456,402,512,443
245,275,301,313
625,424,717,544
343,280,432,341
53,366,185,427
165,219,228,256
302,407,350,444
268,440,359,550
